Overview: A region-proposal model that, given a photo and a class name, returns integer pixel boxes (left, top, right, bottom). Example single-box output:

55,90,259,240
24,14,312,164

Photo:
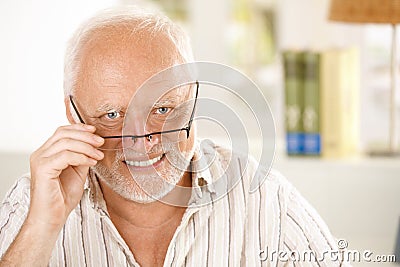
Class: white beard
93,142,195,204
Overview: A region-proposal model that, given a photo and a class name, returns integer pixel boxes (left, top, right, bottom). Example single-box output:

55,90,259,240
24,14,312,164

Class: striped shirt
0,141,350,266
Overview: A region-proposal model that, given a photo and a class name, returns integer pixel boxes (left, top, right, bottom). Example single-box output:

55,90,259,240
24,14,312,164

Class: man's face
72,31,196,203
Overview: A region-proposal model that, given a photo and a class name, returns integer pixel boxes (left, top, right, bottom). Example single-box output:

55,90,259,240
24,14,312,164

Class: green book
302,51,321,155
283,51,304,155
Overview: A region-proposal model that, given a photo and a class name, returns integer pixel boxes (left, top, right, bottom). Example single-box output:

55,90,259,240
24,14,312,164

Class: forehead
74,27,183,112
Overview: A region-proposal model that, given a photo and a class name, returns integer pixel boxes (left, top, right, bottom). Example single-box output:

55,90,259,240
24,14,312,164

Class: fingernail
84,124,95,130
94,135,104,144
96,150,104,158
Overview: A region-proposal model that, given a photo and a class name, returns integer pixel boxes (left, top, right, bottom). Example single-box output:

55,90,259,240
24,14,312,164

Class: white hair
64,6,194,97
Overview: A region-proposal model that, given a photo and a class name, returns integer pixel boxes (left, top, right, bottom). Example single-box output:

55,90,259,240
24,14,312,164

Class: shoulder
208,145,343,264
1,174,31,206
0,174,31,257
210,143,293,198
210,143,321,218
0,173,31,222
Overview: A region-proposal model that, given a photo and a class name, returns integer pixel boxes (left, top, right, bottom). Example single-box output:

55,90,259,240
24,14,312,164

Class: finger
40,125,103,152
41,138,104,160
38,124,94,152
39,151,98,179
60,165,89,192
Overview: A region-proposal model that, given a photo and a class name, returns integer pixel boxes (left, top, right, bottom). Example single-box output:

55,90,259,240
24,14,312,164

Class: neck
99,171,192,229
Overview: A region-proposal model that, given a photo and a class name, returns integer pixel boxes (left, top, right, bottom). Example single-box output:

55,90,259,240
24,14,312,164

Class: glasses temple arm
69,95,86,124
187,80,199,130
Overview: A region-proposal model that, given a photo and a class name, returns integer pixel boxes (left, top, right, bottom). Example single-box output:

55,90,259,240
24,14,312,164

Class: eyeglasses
69,81,199,150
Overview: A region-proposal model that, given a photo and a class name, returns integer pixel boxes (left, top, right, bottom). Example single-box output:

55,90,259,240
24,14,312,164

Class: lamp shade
329,0,400,24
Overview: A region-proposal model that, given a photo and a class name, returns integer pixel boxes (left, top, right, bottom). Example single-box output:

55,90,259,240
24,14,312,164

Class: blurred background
0,0,399,266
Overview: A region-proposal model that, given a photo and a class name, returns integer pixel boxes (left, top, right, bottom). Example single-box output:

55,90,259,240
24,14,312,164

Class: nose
122,131,161,153
122,113,161,152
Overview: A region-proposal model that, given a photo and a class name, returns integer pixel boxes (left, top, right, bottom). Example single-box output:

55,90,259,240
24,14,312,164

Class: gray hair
64,6,194,97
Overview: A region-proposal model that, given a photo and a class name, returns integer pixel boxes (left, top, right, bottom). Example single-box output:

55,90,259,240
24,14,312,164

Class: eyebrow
153,97,180,107
93,87,190,113
95,103,124,113
154,85,193,104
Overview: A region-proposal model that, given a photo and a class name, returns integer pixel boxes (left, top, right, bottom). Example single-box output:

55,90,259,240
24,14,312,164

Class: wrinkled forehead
131,80,195,110
129,60,196,105
73,27,188,112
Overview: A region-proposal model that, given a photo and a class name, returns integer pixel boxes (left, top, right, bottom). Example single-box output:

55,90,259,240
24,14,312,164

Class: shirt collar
84,169,108,214
190,139,226,196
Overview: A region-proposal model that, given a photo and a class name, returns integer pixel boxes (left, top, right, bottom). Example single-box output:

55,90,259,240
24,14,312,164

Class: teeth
125,155,162,167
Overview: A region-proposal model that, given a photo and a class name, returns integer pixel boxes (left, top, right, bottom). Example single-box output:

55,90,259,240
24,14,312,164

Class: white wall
0,0,118,154
187,0,230,64
276,0,363,50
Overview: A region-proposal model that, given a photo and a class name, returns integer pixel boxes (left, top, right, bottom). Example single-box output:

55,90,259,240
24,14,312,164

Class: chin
92,144,195,204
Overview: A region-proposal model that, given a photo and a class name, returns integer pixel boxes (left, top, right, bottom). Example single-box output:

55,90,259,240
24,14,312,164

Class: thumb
59,165,89,201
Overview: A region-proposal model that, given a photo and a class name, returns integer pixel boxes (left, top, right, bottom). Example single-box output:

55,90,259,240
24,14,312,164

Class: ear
64,97,76,124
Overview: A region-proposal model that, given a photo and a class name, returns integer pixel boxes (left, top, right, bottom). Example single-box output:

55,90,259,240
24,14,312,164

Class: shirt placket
97,209,140,266
163,192,215,267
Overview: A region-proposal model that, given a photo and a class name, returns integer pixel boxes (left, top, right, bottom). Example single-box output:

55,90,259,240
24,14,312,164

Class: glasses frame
69,81,199,144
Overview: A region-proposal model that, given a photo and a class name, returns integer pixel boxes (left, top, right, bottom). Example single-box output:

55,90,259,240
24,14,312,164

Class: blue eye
106,111,120,120
157,107,169,114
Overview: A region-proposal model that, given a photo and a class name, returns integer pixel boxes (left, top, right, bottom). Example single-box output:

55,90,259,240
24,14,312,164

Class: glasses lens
98,129,188,151
123,129,188,150
147,97,194,130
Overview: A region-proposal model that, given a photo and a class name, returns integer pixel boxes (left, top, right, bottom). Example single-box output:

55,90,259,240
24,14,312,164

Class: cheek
99,151,118,167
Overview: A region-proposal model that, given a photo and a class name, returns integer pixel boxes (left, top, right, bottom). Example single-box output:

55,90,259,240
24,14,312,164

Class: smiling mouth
124,154,164,167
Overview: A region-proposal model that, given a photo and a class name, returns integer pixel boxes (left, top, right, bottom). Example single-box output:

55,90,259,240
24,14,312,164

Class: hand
27,123,104,229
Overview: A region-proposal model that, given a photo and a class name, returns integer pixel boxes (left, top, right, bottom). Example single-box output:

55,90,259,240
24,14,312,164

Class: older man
0,7,347,267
